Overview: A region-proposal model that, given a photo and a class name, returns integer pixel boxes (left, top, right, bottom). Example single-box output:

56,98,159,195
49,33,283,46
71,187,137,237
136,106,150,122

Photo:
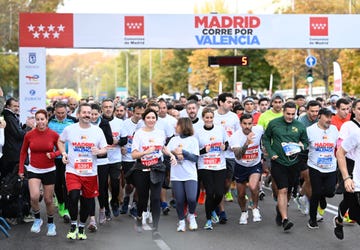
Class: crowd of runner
0,87,359,241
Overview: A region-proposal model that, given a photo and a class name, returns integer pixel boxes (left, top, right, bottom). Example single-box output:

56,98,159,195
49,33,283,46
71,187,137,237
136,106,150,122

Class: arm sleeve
182,149,199,163
118,136,128,147
101,122,114,145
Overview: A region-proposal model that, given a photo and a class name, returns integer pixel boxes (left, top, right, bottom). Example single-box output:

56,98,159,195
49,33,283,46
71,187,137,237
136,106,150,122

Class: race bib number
203,153,221,169
74,158,93,174
281,142,301,156
141,155,159,167
242,146,259,162
317,154,333,169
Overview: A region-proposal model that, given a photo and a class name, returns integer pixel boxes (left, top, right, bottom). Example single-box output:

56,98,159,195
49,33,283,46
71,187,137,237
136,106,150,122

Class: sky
49,0,290,55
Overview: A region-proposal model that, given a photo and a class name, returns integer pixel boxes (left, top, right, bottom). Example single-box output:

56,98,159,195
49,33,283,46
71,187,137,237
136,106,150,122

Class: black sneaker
105,209,112,221
120,197,130,214
333,216,344,240
152,229,161,240
275,206,282,226
112,204,120,217
282,218,294,231
307,219,319,229
162,206,170,215
135,217,142,233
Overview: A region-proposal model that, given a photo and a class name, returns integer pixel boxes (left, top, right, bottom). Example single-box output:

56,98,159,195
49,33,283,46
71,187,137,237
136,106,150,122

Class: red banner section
19,13,74,48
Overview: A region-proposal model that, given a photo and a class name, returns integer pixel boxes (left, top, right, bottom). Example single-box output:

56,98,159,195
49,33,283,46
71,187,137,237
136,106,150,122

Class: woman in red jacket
19,109,60,236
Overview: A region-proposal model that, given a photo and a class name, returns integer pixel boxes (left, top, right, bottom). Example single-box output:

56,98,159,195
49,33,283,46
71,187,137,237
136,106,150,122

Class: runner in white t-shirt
229,113,264,225
167,117,199,232
213,93,240,223
130,108,176,239
59,103,107,240
196,107,227,230
306,108,338,229
334,99,360,240
120,102,145,216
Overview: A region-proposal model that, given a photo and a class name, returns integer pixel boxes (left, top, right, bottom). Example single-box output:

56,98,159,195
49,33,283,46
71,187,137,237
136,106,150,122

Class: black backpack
0,172,22,201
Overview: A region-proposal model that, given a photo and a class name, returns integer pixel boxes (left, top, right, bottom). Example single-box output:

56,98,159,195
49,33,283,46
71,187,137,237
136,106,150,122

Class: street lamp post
137,50,141,99
149,49,152,98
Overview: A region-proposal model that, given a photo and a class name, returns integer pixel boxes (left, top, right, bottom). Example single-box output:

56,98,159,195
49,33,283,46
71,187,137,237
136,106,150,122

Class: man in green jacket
263,101,309,231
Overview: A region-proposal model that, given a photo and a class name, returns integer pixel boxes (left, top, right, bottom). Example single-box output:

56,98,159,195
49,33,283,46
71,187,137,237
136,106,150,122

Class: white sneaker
300,196,309,215
239,211,248,225
252,207,262,222
177,219,186,232
187,214,198,231
148,211,153,224
142,211,148,225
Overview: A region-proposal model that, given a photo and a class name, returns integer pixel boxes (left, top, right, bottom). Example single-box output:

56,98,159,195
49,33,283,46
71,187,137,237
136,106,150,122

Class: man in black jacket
0,98,34,177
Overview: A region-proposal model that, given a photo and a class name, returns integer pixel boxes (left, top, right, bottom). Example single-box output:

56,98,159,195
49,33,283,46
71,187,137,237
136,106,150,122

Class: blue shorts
234,162,262,183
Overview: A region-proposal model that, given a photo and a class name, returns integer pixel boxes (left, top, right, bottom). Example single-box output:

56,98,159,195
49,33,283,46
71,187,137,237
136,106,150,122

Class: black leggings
96,162,121,211
309,167,336,222
54,158,69,208
132,170,163,229
337,157,355,222
198,169,226,220
68,190,93,224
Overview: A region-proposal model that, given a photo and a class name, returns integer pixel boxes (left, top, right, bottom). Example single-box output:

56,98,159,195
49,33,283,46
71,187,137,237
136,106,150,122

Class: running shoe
23,214,35,223
30,218,43,233
99,210,106,225
203,220,213,230
63,209,70,223
177,219,186,232
135,217,143,233
252,208,262,222
78,226,87,240
282,218,294,231
162,206,170,215
129,206,138,219
112,204,120,217
316,213,324,222
317,205,325,216
225,191,234,202
333,216,344,240
307,219,319,229
188,214,198,231
211,211,219,224
152,229,161,240
169,198,177,208
67,224,78,240
87,220,97,233
105,209,112,221
46,223,57,236
198,190,206,205
343,211,355,223
219,211,227,224
120,197,130,214
239,211,248,225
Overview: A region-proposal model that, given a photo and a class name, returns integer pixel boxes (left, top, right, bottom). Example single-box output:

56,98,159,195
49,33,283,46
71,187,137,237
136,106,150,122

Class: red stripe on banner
19,13,74,48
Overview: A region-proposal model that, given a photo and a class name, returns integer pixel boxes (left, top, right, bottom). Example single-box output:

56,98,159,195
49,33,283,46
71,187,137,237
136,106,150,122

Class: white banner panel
19,47,47,124
71,14,360,49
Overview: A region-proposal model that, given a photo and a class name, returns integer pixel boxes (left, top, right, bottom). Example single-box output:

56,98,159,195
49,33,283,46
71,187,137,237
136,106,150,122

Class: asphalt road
1,188,358,250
